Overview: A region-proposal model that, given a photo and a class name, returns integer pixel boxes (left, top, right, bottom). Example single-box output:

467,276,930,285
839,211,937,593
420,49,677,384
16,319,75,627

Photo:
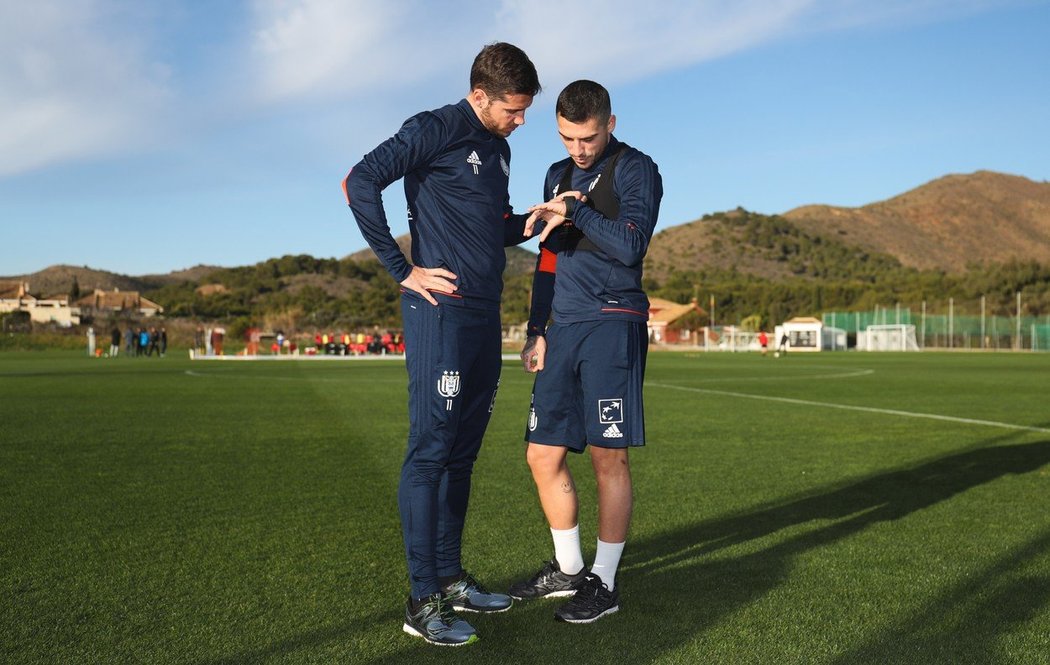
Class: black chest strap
555,145,626,253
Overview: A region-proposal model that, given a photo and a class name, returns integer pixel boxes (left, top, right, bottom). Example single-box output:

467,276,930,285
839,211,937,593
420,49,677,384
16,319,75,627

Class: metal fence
823,296,1050,351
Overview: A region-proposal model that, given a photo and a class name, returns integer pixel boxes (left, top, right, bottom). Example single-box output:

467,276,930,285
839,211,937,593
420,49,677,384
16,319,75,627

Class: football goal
702,327,762,352
860,324,921,351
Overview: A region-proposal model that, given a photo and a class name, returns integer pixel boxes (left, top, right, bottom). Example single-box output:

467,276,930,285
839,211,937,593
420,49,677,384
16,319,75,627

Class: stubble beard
480,105,513,138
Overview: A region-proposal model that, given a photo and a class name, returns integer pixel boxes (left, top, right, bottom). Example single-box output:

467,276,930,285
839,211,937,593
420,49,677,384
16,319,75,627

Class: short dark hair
469,42,541,99
556,80,611,125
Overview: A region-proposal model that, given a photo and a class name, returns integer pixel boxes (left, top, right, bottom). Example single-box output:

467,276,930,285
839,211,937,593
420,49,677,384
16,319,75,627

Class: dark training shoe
508,559,588,600
554,573,619,624
442,572,513,613
402,593,478,646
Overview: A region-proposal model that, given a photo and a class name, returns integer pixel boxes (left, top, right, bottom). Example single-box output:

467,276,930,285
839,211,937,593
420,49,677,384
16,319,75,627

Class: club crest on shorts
438,370,461,398
528,407,538,432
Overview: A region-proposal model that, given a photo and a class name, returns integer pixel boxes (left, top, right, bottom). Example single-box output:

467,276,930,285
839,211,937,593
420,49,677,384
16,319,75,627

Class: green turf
2,350,1049,664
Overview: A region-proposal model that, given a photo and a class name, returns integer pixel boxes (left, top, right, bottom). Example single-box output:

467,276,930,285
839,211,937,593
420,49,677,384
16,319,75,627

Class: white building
0,281,81,327
774,316,847,352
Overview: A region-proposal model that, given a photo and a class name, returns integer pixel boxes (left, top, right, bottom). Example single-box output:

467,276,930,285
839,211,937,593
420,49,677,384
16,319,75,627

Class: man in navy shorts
344,43,540,646
508,80,663,623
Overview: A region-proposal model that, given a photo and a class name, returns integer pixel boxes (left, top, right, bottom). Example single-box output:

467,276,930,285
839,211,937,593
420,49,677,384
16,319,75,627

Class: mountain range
642,171,1050,283
5,170,1049,296
785,171,1050,270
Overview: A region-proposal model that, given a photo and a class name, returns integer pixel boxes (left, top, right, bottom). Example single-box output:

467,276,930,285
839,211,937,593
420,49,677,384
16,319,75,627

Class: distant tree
70,276,80,300
740,314,762,332
139,241,1050,332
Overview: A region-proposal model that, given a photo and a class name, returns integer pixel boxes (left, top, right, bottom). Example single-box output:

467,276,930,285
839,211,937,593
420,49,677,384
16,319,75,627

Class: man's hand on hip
401,265,458,306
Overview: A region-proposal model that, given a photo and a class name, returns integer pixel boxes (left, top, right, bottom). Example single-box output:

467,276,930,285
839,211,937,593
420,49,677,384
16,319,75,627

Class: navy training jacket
527,136,663,334
344,98,530,310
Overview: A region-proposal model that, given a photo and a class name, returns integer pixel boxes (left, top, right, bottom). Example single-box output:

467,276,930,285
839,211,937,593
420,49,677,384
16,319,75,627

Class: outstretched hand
400,265,457,306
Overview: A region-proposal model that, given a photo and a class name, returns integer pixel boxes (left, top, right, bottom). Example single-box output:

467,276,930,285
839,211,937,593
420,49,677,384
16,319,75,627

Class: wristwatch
562,195,577,220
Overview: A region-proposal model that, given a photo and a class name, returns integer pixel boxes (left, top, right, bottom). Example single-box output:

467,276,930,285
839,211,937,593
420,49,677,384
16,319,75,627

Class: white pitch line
648,382,1050,434
187,353,523,362
680,367,876,384
183,370,404,384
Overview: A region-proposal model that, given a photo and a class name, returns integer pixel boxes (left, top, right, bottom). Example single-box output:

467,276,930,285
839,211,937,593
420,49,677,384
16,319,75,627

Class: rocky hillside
643,208,905,285
6,171,1047,298
783,171,1050,271
5,238,536,301
643,171,1050,281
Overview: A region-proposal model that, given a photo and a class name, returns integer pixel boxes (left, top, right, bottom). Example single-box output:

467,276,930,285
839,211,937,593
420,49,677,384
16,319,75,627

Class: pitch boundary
188,353,523,362
648,382,1050,434
677,365,876,384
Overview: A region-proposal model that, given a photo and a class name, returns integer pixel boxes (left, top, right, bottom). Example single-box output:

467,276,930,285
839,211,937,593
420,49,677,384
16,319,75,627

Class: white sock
550,525,584,575
591,539,625,590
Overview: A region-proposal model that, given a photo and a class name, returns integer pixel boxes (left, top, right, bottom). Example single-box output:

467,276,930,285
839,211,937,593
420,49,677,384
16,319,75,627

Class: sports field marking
648,381,1050,434
183,370,404,384
183,354,525,383
189,354,404,362
187,353,523,362
683,366,876,383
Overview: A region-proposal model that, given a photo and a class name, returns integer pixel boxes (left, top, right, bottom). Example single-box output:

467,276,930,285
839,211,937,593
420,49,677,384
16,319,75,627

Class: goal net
702,327,762,352
860,324,920,351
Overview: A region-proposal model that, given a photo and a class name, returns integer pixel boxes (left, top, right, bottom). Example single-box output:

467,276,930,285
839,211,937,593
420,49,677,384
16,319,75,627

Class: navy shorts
526,320,648,452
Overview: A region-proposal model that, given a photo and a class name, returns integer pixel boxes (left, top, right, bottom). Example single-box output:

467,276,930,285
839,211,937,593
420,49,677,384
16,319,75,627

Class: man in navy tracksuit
508,80,662,623
343,43,540,646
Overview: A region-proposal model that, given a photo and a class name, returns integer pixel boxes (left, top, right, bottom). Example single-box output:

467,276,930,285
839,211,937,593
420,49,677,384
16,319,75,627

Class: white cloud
248,0,477,103
0,0,1026,177
246,0,814,105
496,0,815,85
0,2,172,177
492,0,1025,92
247,0,1020,105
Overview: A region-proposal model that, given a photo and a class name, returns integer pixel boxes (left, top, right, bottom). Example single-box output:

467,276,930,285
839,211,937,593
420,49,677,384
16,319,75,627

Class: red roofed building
648,297,707,344
75,288,163,318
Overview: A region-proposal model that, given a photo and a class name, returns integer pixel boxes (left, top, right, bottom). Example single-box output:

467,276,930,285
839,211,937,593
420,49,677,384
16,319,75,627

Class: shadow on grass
202,436,1050,664
616,436,1050,664
831,527,1050,664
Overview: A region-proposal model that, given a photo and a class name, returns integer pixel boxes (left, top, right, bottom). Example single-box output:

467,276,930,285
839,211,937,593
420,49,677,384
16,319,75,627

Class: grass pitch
2,350,1049,664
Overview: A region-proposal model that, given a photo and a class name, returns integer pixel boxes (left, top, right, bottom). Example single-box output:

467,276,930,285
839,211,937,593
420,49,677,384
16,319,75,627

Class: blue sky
1,0,1048,278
